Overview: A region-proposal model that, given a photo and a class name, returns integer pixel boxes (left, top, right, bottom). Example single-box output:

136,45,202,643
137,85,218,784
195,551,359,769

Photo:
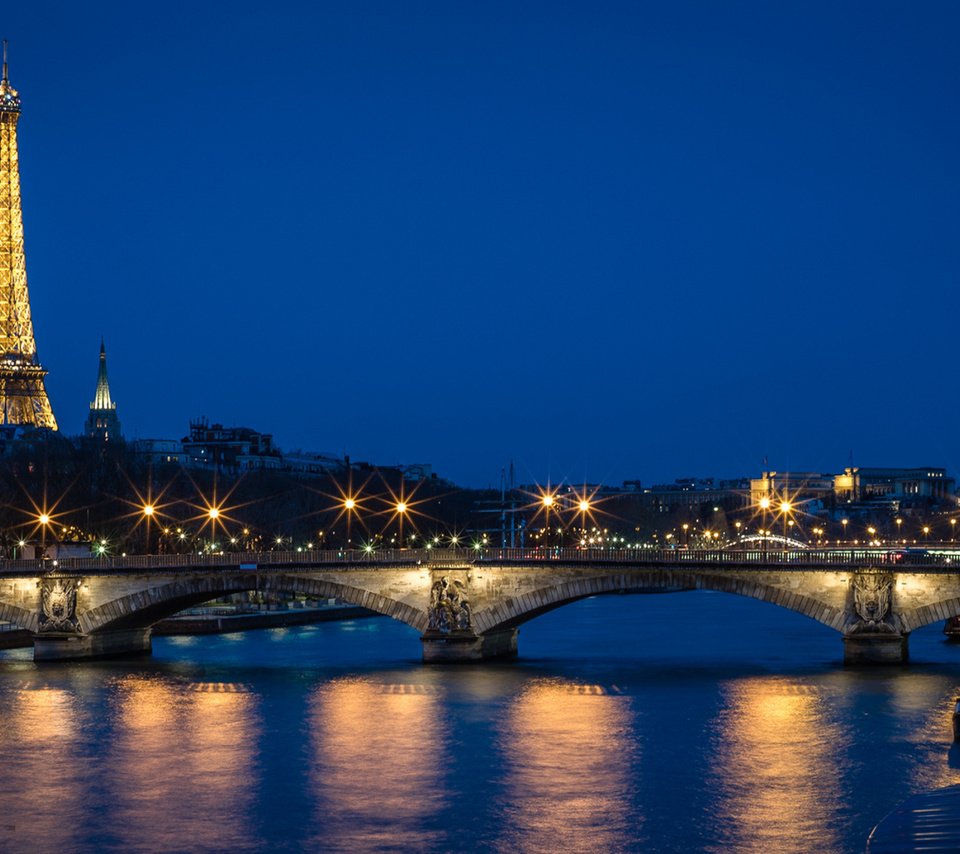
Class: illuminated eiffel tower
0,42,56,430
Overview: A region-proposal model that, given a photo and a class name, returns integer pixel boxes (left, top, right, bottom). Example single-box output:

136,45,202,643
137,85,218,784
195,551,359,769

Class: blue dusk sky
3,2,959,486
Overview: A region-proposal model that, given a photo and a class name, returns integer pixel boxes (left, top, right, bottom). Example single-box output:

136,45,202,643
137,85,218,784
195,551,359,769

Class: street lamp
896,517,903,543
395,501,407,549
541,493,555,549
141,504,156,554
38,513,51,558
779,501,792,542
841,518,849,543
343,496,357,548
578,498,591,544
759,498,771,554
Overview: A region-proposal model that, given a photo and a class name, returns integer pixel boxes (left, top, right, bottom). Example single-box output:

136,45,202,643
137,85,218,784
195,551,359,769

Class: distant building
133,438,187,466
834,467,954,505
281,451,344,477
637,477,748,513
750,471,835,510
182,417,280,472
84,339,121,442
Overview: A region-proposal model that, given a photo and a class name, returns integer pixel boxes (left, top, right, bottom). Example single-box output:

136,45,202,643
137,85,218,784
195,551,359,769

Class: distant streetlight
142,504,155,554
759,498,771,554
37,513,51,557
395,501,407,549
541,492,556,549
779,501,792,541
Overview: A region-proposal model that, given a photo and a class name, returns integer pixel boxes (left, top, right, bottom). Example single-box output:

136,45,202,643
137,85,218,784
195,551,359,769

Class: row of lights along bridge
12,484,960,558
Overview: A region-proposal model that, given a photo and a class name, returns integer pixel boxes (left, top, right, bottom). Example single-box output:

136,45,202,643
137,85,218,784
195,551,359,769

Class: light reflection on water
706,678,845,854
492,678,640,853
0,685,88,851
1,594,960,852
307,678,449,852
103,676,262,853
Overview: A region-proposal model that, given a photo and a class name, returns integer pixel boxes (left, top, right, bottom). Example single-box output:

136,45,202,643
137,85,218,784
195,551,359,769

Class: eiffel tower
0,41,56,430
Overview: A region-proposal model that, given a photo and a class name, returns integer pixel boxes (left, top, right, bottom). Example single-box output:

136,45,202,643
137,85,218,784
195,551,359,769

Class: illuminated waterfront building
0,42,56,429
84,339,121,441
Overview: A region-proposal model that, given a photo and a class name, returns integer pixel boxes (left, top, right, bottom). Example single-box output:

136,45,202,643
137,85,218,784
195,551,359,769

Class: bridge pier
33,628,153,662
842,632,909,665
421,628,518,663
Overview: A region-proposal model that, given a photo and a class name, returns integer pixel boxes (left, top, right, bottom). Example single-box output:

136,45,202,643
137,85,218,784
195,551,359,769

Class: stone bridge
1,548,960,664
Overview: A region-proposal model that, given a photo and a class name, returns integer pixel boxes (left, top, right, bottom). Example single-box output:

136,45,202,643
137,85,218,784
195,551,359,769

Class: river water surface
2,591,960,853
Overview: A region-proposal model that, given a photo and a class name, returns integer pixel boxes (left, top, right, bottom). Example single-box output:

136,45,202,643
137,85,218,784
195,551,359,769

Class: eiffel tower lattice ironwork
0,41,56,429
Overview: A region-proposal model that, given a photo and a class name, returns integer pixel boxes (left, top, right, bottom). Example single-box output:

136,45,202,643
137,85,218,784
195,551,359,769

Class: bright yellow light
38,514,50,525
142,504,155,517
396,502,407,514
207,507,220,520
759,497,771,510
578,500,590,512
780,501,791,513
542,495,555,508
344,498,356,510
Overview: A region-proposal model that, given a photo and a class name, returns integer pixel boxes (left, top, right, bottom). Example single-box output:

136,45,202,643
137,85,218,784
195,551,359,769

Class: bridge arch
0,601,37,633
472,571,847,636
899,597,960,634
79,573,428,635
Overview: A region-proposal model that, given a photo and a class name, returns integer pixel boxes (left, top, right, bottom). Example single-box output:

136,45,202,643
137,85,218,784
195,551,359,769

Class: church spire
92,337,113,410
85,339,121,441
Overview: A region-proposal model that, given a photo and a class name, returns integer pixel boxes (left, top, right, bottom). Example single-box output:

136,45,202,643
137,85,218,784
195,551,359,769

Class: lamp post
841,518,849,544
759,498,770,555
142,504,155,554
578,499,590,546
207,507,220,552
343,497,356,548
542,493,555,550
780,501,792,544
395,501,407,550
38,513,50,559
896,517,903,543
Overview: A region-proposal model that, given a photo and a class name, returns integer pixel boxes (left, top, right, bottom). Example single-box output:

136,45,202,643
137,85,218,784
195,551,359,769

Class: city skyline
2,3,958,486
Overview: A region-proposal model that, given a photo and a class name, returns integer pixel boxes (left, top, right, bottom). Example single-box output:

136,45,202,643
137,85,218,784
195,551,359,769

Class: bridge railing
0,545,958,574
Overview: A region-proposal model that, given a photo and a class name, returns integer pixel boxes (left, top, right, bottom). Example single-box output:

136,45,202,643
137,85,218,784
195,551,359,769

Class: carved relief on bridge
427,576,471,632
847,572,899,634
38,577,82,633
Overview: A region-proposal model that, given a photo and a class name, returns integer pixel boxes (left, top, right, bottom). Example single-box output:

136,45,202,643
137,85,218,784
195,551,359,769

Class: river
1,591,959,853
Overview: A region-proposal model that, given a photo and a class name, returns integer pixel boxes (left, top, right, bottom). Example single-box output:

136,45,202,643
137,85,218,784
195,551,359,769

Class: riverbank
0,605,379,649
152,605,379,636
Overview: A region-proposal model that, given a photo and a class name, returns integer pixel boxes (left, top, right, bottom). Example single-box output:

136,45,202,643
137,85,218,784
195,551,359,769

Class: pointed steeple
85,339,121,441
92,337,114,410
